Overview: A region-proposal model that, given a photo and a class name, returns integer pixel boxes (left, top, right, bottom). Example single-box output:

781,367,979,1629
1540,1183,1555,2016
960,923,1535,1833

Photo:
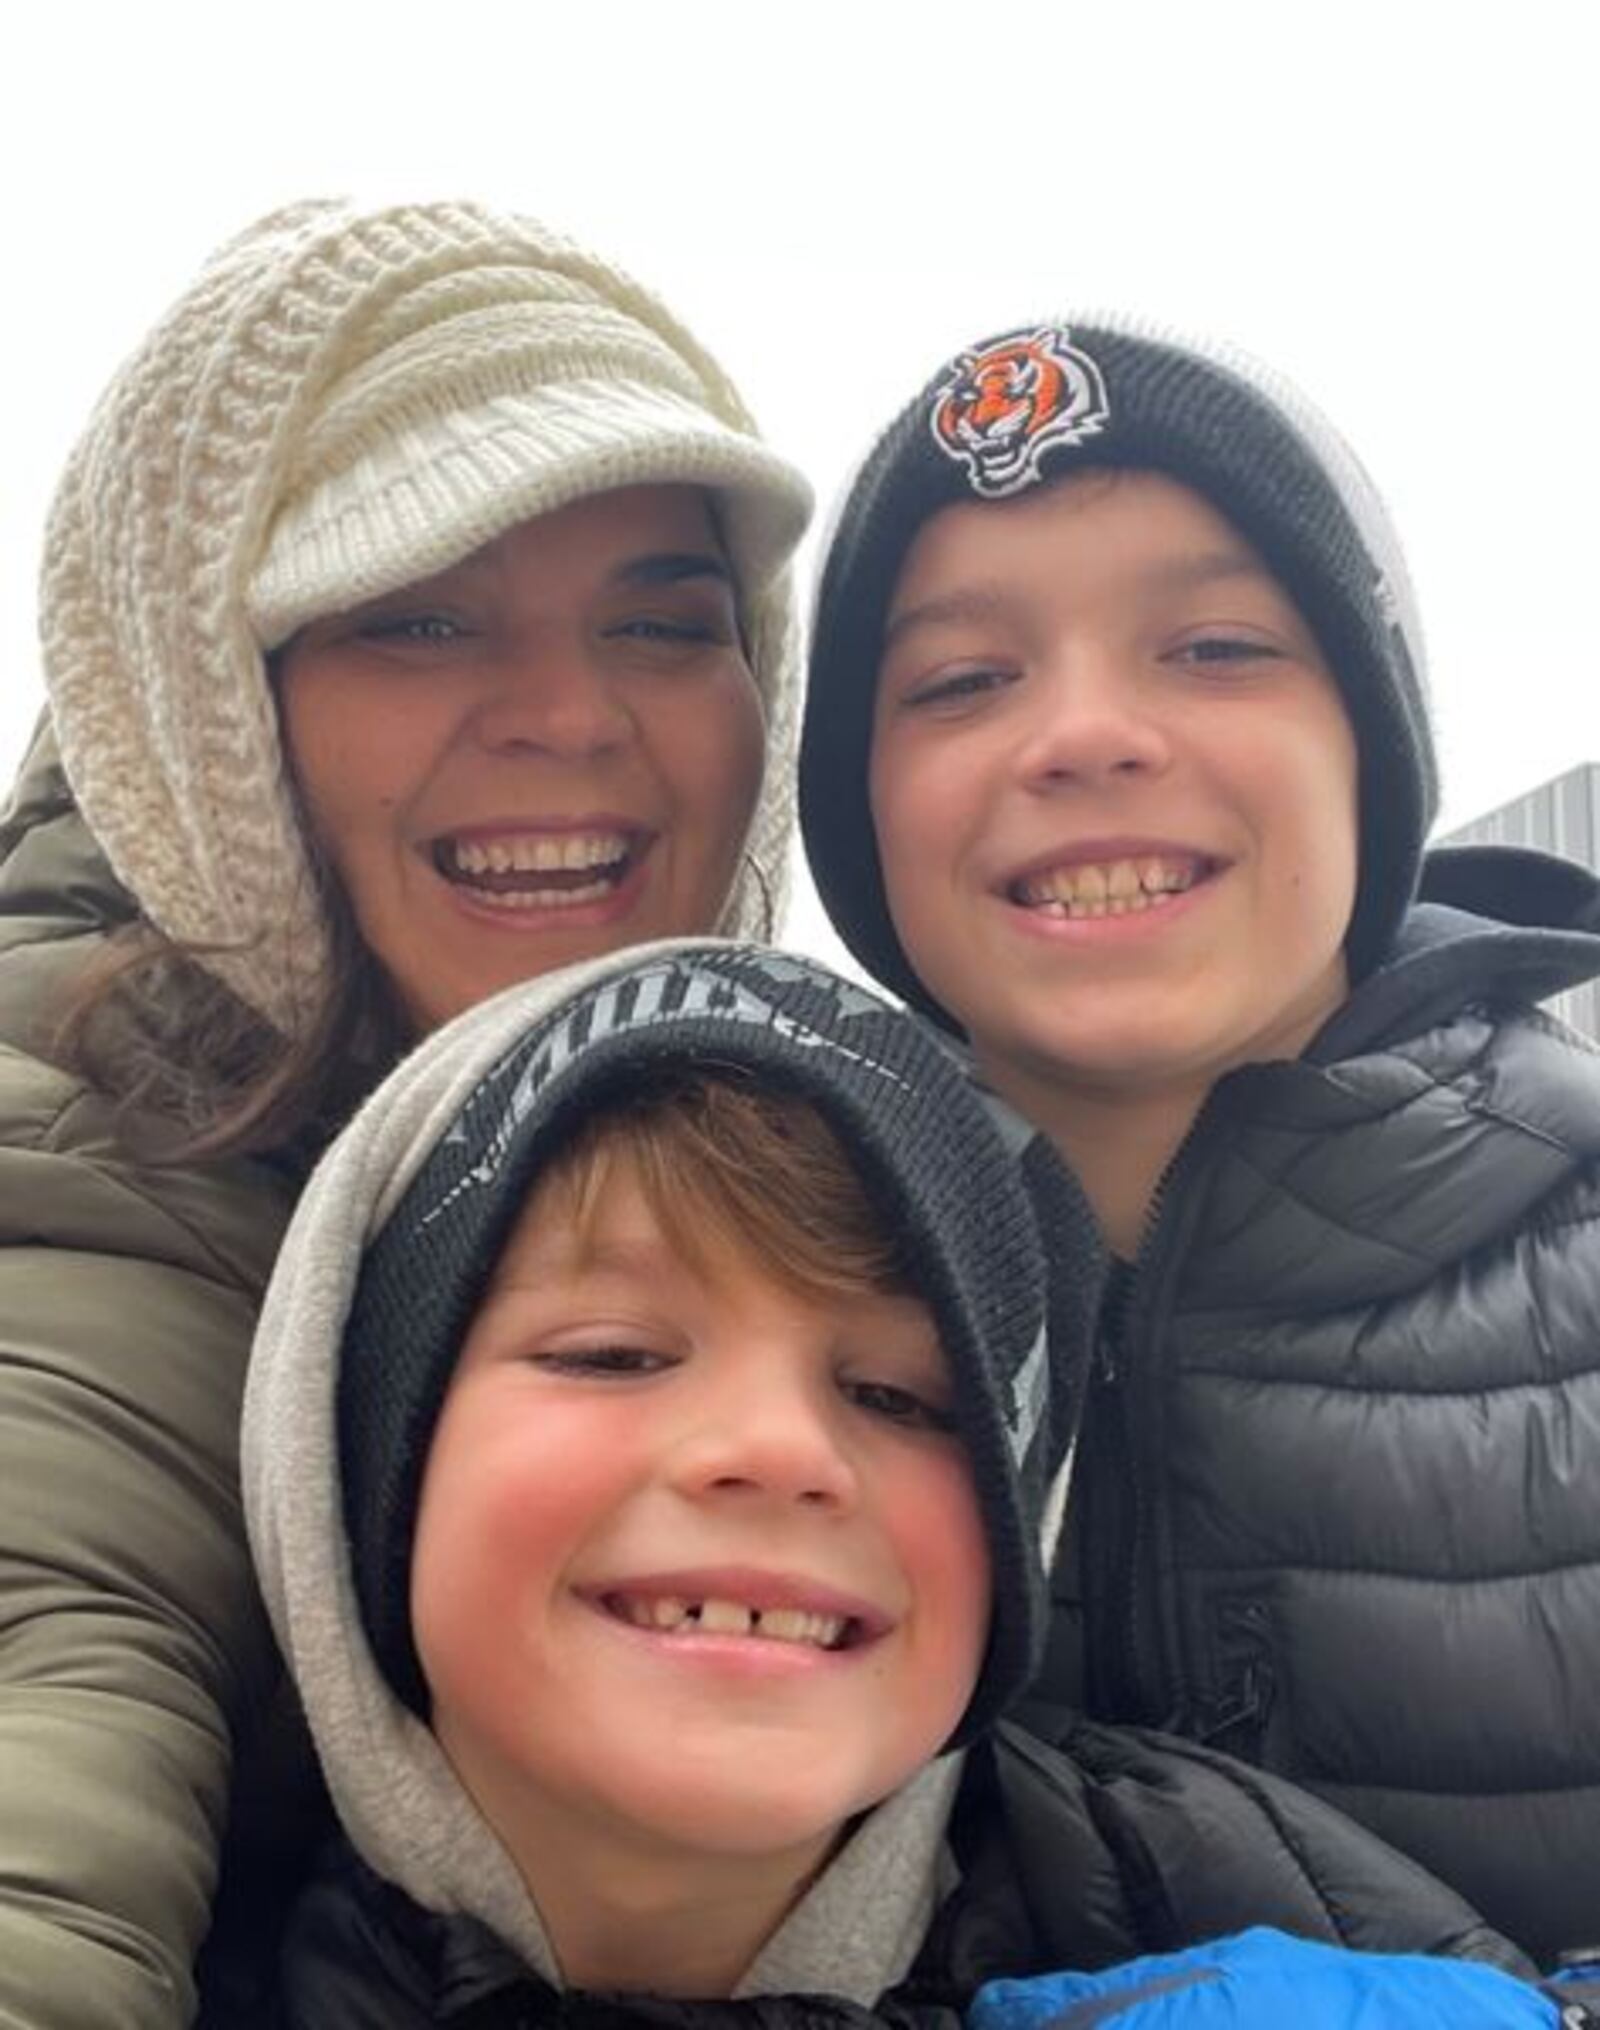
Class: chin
984,997,1243,1085
613,1766,891,1862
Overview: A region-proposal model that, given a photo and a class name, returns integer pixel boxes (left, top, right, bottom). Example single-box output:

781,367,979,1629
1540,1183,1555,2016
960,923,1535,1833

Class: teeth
611,1594,848,1649
1140,855,1176,892
616,1596,688,1630
697,1598,755,1636
466,880,618,911
1017,855,1200,916
757,1607,847,1647
1105,860,1139,900
449,832,630,878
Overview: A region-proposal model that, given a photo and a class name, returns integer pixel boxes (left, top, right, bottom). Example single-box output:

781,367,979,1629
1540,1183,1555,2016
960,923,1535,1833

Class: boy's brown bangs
535,1071,909,1301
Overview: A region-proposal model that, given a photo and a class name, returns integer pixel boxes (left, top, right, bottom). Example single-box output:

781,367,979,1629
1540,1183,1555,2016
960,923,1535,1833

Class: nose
469,635,633,759
1013,647,1172,791
669,1359,860,1514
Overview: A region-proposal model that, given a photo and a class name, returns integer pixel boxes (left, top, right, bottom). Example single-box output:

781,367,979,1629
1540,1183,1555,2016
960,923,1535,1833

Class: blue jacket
973,1929,1589,2029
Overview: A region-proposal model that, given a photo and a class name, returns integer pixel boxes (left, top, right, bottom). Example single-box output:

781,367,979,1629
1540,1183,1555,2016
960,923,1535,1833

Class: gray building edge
1441,761,1600,1038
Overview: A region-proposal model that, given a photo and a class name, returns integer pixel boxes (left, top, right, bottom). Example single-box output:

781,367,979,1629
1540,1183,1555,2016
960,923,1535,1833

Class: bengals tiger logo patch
929,327,1109,499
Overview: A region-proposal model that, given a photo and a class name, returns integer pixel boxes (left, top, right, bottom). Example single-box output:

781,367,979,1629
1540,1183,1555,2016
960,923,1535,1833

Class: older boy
240,940,1543,2023
801,319,1600,1967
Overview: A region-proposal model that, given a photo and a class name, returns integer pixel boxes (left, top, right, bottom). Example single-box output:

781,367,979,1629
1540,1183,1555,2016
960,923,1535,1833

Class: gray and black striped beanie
335,942,1102,1746
801,316,1436,1024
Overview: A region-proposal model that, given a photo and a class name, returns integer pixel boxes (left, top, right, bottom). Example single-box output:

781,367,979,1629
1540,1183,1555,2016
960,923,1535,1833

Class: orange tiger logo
929,327,1109,498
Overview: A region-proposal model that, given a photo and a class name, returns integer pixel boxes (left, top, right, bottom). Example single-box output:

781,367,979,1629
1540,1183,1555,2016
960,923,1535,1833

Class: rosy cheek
431,1397,639,1545
898,1456,989,1605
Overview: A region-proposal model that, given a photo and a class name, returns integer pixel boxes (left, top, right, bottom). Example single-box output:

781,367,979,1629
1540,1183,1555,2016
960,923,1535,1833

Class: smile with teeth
1012,854,1207,919
603,1593,857,1651
434,831,639,910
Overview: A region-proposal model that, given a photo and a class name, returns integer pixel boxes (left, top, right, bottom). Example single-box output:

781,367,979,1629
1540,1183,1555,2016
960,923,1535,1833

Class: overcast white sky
4,1,1594,966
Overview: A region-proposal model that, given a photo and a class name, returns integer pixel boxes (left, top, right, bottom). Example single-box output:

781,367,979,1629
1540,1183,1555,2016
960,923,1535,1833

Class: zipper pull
1095,1260,1136,1385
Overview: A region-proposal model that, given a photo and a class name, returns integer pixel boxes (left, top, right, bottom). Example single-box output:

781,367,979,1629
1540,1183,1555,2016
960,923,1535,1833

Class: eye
607,616,723,645
529,1344,675,1378
602,593,741,654
356,610,471,647
843,1377,958,1434
1166,633,1286,669
895,663,1016,711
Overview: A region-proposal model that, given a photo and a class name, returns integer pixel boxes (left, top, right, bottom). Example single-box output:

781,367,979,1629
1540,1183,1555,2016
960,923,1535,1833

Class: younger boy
242,941,1536,2023
799,320,1600,1966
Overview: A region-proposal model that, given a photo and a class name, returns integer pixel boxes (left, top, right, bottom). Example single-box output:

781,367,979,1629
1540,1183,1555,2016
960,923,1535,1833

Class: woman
798,315,1600,1967
0,197,809,2028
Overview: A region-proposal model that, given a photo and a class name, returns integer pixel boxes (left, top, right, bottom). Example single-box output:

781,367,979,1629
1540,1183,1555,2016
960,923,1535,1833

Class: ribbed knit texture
242,941,1096,1970
331,942,1091,1749
41,201,810,1035
801,312,1437,1022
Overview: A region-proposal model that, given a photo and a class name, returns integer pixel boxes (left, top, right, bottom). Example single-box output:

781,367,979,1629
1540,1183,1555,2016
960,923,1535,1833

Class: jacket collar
1310,843,1600,1064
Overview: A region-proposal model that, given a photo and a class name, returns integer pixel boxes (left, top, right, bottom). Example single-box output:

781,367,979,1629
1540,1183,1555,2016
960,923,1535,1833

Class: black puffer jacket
270,1715,1519,2026
1050,844,1600,1968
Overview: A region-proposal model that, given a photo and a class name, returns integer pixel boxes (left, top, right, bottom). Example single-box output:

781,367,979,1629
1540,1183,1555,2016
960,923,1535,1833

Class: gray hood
242,937,962,2001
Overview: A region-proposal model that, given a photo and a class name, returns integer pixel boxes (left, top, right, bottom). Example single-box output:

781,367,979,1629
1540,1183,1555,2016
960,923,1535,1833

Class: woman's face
276,485,765,1033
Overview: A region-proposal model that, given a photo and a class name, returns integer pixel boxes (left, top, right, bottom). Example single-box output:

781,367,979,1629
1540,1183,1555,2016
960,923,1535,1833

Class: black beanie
801,316,1438,1027
336,943,1103,1746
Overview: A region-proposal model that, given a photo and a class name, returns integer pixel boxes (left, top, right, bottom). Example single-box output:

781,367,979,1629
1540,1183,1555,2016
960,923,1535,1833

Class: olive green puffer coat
0,719,301,2030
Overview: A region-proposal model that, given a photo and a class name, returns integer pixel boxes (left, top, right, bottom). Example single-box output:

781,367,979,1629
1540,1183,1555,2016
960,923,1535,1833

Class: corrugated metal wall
1442,763,1600,1038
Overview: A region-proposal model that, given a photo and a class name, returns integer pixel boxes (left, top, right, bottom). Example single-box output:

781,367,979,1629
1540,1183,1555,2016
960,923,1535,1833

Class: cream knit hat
40,199,812,1037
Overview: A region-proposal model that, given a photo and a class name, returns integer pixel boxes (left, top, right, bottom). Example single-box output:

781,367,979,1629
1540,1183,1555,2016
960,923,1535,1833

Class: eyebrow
402,547,736,602
1144,548,1270,594
882,547,1272,653
882,583,1012,654
610,550,734,590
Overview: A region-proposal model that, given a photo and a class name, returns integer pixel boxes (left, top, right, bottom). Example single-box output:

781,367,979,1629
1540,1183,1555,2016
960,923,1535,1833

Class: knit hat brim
248,380,812,649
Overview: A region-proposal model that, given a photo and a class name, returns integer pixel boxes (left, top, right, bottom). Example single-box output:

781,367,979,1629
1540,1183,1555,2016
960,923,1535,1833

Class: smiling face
409,1112,989,1921
869,469,1359,1113
275,484,765,1034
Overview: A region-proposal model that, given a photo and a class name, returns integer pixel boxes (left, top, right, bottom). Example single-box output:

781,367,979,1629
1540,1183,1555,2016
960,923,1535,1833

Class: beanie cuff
802,314,1438,1019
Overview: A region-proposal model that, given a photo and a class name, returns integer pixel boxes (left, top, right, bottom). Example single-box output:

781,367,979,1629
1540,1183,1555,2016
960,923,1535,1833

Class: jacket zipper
1083,1098,1228,1730
1084,1261,1146,1719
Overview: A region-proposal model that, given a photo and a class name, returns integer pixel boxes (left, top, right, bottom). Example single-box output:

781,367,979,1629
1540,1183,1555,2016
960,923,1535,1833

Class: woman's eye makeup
602,592,738,649
354,609,470,646
606,615,722,645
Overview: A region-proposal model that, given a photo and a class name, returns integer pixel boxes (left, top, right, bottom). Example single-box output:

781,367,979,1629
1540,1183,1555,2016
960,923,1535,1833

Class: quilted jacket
267,1714,1522,2025
1049,843,1600,1967
0,721,314,2029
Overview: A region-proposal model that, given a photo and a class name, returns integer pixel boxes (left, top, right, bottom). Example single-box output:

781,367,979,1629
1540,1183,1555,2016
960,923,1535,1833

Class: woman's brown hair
52,832,410,1165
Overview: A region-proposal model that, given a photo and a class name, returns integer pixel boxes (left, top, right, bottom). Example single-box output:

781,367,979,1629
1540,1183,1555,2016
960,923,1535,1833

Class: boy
241,939,1544,2022
800,320,1600,1966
